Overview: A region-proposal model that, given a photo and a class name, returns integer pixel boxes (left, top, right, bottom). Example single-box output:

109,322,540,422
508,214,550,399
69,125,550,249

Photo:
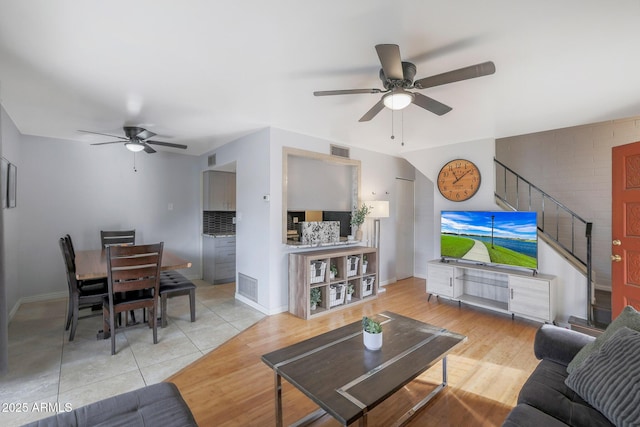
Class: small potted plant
346,283,355,302
362,255,368,274
362,316,382,350
330,264,338,280
310,288,322,310
351,203,372,241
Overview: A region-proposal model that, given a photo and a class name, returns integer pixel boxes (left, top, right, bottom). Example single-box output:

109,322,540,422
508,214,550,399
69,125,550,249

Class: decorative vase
311,302,317,310
362,262,368,274
355,228,363,241
363,330,382,351
347,294,352,302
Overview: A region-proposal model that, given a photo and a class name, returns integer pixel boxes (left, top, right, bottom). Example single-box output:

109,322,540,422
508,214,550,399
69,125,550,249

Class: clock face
437,159,481,202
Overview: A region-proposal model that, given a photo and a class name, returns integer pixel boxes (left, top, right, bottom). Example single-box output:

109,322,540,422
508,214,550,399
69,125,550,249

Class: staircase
494,158,610,328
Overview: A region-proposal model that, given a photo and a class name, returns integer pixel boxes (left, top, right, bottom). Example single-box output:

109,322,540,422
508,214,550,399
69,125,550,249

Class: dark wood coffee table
261,311,467,426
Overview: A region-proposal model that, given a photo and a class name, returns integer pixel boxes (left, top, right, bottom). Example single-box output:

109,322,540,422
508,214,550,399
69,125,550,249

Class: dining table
75,248,192,281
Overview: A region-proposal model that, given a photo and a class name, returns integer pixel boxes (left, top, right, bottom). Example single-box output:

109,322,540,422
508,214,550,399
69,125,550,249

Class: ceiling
2,1,640,157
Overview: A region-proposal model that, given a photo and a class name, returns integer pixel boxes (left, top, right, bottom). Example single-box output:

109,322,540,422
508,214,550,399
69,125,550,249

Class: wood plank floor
168,277,542,426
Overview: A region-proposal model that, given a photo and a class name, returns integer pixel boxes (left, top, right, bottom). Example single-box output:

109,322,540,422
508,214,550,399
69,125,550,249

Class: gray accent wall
496,116,640,290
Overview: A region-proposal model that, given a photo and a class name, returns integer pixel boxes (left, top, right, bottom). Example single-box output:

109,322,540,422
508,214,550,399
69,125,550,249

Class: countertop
285,239,362,249
203,233,236,238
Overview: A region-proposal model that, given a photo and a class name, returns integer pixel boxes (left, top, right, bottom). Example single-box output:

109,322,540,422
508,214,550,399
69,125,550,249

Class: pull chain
390,109,395,140
401,109,405,147
133,152,138,172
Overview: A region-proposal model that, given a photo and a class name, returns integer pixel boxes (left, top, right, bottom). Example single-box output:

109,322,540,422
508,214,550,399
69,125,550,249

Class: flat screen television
440,210,538,270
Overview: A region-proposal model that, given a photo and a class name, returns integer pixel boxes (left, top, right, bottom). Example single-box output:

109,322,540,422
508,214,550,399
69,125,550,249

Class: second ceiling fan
314,44,496,122
80,126,187,153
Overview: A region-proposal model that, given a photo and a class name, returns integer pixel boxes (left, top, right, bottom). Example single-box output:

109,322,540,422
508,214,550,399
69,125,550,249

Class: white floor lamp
368,201,390,248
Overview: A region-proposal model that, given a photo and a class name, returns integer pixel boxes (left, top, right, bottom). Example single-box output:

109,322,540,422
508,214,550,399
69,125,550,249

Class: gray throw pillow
567,305,640,374
565,326,640,427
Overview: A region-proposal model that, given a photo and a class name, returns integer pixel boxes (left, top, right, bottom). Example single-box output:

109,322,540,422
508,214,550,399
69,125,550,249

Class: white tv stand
427,259,557,323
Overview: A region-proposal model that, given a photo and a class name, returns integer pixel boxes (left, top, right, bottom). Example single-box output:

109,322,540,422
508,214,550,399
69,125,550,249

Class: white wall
414,170,435,278
12,133,201,305
403,138,587,324
201,128,417,315
287,156,353,211
406,138,498,259
1,107,21,314
199,128,273,312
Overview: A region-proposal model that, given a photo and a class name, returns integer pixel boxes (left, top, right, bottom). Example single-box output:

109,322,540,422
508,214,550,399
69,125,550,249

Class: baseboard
9,291,68,322
233,293,277,316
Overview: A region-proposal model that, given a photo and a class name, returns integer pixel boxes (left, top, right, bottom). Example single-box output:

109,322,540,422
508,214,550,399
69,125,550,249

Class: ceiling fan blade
375,44,403,80
136,129,157,140
314,88,382,96
412,93,452,116
359,99,385,122
143,143,157,153
90,141,124,145
79,130,128,141
413,61,496,89
145,140,188,150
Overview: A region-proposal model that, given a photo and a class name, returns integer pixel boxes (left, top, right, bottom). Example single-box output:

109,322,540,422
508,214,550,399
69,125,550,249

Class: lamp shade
369,200,390,218
125,141,145,152
382,90,413,110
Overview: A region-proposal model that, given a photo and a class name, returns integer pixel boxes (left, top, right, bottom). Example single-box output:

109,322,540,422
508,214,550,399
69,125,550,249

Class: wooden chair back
64,234,76,260
104,242,163,354
60,237,78,289
60,236,107,341
100,229,136,248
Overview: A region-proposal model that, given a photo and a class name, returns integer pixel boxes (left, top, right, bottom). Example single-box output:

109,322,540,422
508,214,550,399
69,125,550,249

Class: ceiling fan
313,44,496,122
79,126,188,153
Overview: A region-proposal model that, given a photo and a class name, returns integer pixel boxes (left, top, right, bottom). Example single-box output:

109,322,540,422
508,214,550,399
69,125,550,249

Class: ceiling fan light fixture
125,141,145,152
383,90,413,110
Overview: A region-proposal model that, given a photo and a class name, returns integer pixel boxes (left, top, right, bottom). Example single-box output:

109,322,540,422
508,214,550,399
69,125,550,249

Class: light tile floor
0,280,265,426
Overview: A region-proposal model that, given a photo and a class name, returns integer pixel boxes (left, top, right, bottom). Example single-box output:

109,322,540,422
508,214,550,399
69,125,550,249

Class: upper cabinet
204,171,236,211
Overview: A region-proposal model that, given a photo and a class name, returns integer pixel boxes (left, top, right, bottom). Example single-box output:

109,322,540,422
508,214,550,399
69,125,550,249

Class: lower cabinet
203,235,236,284
426,259,556,323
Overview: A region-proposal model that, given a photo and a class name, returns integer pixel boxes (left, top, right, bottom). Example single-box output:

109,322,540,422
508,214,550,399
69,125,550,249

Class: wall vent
238,273,258,302
207,154,216,167
330,144,350,159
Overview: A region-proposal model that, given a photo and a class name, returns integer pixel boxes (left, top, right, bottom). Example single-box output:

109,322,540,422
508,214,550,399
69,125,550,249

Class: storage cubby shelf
289,247,378,319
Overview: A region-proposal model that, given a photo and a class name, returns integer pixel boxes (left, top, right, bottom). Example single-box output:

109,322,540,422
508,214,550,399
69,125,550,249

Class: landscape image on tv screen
441,211,538,269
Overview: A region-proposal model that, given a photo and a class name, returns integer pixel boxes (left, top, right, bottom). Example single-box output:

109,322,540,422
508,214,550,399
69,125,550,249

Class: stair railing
494,158,594,324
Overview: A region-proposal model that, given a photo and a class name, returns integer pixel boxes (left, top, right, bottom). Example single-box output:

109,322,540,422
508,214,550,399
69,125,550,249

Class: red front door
612,141,640,318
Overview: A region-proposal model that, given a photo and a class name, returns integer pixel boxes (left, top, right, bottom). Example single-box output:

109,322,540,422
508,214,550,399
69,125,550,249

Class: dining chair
103,242,163,355
59,237,108,341
159,270,196,328
100,229,136,248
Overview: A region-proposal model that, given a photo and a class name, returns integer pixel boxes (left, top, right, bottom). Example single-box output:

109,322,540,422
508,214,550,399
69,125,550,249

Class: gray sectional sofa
503,307,640,427
22,382,197,427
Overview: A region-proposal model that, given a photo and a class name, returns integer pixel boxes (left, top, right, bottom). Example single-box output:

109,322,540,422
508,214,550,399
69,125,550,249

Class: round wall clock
437,159,481,202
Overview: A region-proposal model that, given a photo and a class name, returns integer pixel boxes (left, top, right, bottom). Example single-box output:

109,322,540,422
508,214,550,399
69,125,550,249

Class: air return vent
330,144,350,159
238,273,258,302
207,154,216,167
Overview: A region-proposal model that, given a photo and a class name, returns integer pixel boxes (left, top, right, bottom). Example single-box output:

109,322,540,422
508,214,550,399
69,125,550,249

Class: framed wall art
1,157,8,208
7,162,16,208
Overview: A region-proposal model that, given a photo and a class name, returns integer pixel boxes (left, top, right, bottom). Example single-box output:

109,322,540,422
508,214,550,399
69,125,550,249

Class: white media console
427,259,557,323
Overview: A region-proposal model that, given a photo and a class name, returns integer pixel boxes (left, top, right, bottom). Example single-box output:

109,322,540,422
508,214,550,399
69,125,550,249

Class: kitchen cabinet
426,259,556,323
203,235,236,284
204,171,236,211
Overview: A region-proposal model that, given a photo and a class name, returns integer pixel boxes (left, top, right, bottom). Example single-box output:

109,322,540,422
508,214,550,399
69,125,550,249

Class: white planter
363,330,383,351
